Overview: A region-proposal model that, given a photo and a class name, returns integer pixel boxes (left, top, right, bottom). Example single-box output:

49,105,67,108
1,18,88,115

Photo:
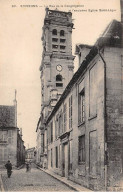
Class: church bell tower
40,8,75,119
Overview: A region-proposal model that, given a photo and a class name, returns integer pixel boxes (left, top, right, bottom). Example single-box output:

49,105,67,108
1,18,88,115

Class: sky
0,0,121,148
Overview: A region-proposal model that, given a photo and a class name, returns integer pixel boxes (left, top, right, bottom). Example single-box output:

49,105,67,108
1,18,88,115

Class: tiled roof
0,105,15,128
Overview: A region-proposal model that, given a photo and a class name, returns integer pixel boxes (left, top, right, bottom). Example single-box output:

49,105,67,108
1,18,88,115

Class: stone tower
40,8,75,120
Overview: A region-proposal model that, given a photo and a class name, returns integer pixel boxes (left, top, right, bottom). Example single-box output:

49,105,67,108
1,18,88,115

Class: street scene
0,0,123,192
1,164,75,192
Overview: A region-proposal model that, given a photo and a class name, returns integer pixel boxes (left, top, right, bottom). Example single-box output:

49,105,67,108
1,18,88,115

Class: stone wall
104,47,123,190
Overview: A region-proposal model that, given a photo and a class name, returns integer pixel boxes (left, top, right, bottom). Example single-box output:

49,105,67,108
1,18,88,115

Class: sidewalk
0,172,5,192
38,167,92,192
0,164,25,192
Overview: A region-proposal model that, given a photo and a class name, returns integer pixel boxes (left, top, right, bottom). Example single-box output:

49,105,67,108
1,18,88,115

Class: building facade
0,95,25,168
36,6,123,191
25,147,36,163
36,8,75,167
45,20,123,191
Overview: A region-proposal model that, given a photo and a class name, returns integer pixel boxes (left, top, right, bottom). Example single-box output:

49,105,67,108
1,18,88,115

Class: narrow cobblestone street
1,165,75,192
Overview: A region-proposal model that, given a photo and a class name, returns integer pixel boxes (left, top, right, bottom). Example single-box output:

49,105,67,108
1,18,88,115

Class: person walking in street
5,160,12,178
29,160,31,172
26,162,29,172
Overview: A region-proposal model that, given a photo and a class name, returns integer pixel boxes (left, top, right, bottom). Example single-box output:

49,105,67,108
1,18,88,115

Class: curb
37,166,92,192
0,174,5,192
38,167,77,191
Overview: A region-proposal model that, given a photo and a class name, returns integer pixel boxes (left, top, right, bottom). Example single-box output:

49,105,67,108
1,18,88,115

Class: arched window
56,74,62,81
60,30,64,36
56,75,63,87
52,29,57,35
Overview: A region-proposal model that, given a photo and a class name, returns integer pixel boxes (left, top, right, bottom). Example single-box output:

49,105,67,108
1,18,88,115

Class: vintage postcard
0,0,123,192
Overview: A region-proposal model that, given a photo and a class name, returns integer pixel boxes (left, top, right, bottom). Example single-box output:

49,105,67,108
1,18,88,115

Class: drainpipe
97,47,108,191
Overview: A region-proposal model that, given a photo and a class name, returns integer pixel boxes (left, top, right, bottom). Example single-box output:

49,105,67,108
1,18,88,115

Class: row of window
52,30,66,53
48,64,97,148
52,29,65,36
49,135,85,170
52,45,66,50
52,38,66,43
48,96,72,144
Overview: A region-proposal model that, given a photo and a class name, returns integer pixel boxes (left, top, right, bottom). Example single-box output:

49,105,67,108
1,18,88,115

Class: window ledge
88,114,97,121
78,121,85,127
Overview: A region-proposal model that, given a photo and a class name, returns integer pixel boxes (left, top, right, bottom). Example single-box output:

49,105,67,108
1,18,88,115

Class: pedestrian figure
29,161,31,172
26,162,29,172
5,160,12,178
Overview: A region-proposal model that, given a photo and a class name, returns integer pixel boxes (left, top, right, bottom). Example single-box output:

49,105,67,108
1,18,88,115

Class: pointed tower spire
15,89,17,101
13,89,17,104
13,89,17,127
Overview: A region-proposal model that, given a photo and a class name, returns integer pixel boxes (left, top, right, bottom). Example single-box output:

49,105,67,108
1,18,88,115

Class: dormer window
52,29,57,35
60,30,65,36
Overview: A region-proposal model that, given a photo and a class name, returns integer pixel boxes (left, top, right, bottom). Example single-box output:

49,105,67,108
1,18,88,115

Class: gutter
97,47,107,191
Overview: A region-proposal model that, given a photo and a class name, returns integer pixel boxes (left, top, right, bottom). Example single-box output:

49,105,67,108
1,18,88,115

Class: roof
46,20,122,124
0,105,16,128
95,20,122,48
75,44,93,55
